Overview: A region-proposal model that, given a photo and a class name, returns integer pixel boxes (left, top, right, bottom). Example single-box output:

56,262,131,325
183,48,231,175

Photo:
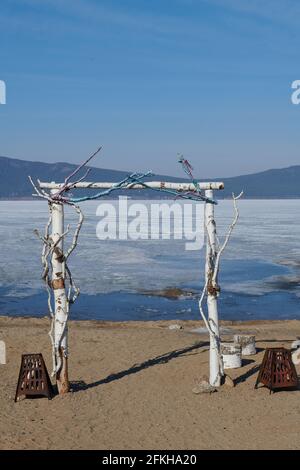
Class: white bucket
221,342,242,369
291,338,300,350
292,348,300,365
233,334,256,356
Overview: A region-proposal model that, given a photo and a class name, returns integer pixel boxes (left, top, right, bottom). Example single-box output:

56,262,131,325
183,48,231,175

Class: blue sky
0,0,299,177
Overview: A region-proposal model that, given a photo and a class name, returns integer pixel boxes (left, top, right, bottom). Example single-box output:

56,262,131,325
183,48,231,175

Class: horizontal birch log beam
39,181,225,191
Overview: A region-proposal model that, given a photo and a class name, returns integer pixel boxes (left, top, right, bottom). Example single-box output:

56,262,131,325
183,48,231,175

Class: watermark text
96,197,204,251
0,80,6,104
291,80,300,105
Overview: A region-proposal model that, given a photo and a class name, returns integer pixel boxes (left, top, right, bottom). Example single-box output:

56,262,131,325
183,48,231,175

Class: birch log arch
29,148,242,394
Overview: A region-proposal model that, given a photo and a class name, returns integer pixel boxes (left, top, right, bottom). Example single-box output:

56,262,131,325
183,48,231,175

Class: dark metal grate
15,353,53,401
255,347,298,393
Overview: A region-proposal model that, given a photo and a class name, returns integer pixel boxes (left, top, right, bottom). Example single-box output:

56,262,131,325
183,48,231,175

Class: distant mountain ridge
0,155,300,199
0,155,184,200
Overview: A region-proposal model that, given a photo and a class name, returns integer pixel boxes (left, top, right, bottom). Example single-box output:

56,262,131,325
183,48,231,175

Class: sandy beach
0,316,300,450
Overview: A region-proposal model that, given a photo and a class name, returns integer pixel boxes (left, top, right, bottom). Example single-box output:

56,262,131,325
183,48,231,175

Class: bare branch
64,204,84,261
211,191,243,287
52,146,102,200
28,176,52,202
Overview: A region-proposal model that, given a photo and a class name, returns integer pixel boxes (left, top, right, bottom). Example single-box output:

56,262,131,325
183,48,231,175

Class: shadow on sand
70,341,209,392
69,340,300,394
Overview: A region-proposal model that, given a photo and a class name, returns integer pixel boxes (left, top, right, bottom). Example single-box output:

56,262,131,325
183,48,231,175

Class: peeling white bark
50,191,70,394
204,189,222,387
40,181,224,191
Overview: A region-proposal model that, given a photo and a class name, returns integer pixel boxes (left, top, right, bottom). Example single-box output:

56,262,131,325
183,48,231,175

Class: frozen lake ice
0,199,299,320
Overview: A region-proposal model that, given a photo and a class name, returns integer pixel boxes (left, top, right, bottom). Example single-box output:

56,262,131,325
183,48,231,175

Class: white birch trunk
50,190,70,394
204,189,221,387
